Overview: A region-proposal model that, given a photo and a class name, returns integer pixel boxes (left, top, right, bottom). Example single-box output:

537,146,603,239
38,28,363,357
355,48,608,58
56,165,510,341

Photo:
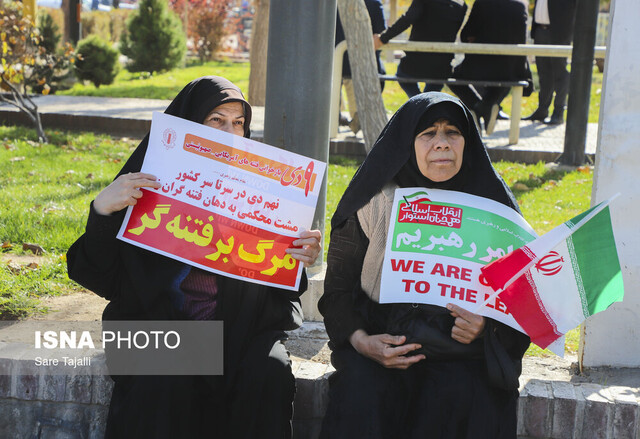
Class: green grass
57,59,603,124
59,60,251,100
0,126,136,319
0,255,74,319
0,126,591,356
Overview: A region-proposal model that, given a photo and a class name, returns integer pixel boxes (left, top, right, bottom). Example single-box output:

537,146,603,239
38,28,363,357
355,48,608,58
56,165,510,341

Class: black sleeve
318,214,369,348
66,203,126,300
483,318,531,390
366,0,387,34
379,0,423,43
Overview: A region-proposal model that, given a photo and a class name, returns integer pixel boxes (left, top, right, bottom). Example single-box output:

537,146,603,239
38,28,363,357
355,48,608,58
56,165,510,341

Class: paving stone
551,382,578,439
15,359,40,401
516,390,527,436
293,361,332,420
522,380,552,438
300,269,326,322
65,373,93,404
609,386,640,439
91,375,114,407
42,374,67,402
87,404,109,439
579,384,613,439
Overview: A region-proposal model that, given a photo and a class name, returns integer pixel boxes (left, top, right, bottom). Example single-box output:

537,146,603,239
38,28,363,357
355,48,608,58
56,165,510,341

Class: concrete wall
582,0,640,367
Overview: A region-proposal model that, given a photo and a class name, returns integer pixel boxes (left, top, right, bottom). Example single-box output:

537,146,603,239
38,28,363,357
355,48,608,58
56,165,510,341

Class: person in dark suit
449,0,532,135
374,0,467,98
336,0,387,132
524,0,577,125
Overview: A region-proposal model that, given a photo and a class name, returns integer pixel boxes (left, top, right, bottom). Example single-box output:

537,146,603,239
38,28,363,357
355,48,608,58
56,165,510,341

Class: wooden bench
379,75,530,144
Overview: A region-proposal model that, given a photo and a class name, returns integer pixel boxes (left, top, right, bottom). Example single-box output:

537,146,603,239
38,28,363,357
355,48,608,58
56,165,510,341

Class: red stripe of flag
481,246,536,291
499,272,562,349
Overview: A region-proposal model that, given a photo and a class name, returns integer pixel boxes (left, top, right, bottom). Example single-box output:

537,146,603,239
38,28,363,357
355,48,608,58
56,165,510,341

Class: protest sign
117,112,326,291
379,188,537,331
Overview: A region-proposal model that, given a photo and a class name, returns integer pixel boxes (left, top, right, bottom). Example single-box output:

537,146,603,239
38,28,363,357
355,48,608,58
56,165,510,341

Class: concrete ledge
0,107,153,139
1,332,638,439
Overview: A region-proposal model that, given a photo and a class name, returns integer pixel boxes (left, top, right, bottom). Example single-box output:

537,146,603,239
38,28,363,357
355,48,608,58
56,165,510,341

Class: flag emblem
535,251,564,276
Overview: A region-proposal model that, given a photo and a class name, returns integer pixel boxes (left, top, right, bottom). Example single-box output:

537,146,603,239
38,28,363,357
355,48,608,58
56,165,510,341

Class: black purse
386,303,484,360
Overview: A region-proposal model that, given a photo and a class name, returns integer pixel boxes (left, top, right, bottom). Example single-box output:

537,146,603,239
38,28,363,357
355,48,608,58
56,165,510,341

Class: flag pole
473,288,503,313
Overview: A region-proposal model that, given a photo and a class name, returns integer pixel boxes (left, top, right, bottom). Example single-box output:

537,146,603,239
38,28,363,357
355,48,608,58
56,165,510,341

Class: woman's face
414,118,464,182
203,101,245,136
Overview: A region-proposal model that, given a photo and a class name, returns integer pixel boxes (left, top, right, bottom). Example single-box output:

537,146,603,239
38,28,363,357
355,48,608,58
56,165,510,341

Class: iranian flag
480,197,624,350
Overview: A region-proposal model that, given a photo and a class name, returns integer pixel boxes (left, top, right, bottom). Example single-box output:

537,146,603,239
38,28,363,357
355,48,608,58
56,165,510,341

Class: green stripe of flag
569,206,624,316
565,202,601,229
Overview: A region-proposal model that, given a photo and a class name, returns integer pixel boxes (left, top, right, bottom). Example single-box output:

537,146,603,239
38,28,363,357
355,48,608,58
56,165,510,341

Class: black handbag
386,303,484,360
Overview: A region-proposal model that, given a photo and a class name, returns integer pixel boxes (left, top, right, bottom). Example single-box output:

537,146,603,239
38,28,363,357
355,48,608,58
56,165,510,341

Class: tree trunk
0,79,48,143
248,0,270,106
336,0,387,153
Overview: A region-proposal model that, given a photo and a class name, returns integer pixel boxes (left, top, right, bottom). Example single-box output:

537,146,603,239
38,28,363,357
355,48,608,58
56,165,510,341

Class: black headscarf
332,92,519,229
117,76,252,178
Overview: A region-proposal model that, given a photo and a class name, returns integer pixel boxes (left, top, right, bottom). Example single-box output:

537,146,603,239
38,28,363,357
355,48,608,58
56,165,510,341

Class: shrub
37,10,61,52
75,35,120,87
120,0,186,73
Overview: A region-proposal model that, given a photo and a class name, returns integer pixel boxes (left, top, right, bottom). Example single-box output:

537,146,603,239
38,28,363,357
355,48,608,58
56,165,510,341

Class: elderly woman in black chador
67,76,321,439
319,92,530,439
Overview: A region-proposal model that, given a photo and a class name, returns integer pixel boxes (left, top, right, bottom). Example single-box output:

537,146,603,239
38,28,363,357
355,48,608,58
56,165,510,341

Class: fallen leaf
6,262,21,274
577,166,592,174
9,156,25,162
2,241,12,249
25,262,38,270
22,243,44,255
85,173,94,179
513,183,530,191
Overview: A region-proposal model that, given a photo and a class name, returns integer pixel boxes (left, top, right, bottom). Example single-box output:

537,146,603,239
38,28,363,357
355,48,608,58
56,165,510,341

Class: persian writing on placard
379,188,537,332
117,112,326,291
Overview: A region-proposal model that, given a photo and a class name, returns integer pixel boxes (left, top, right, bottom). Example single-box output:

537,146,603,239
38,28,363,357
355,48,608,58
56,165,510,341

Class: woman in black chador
319,92,530,439
67,76,321,439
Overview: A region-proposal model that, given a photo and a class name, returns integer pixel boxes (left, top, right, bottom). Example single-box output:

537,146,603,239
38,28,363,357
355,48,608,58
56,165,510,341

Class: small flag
480,197,624,350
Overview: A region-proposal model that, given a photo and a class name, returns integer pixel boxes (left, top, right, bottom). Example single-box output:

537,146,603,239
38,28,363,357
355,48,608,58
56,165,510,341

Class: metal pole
264,0,337,265
561,0,600,166
69,0,82,44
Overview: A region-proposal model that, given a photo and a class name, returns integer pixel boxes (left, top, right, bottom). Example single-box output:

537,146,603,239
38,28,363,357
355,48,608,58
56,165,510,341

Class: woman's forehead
425,118,456,126
210,101,245,116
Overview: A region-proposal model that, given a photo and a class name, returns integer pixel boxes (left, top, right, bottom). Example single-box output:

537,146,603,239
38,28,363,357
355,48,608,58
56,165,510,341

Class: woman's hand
447,303,485,344
373,34,383,50
286,229,322,267
349,329,425,369
93,172,161,216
